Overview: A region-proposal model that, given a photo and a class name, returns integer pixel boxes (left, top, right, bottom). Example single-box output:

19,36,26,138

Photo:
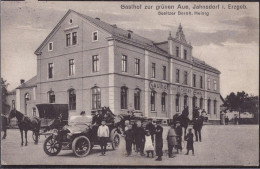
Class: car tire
43,136,61,156
72,136,91,157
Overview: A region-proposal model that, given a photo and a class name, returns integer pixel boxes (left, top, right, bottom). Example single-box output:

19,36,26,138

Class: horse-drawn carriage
42,106,120,157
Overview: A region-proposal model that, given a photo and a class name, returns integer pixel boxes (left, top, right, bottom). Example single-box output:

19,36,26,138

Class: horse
1,114,8,139
172,112,190,137
8,109,41,146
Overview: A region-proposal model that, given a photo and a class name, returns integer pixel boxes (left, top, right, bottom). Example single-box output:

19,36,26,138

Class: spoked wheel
32,132,40,142
72,136,91,157
43,136,62,156
111,133,120,150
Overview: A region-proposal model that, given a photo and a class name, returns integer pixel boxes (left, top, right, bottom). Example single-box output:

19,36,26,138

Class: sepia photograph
1,0,259,166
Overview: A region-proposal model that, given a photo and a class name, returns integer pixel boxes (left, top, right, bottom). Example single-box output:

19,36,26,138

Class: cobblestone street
1,125,259,166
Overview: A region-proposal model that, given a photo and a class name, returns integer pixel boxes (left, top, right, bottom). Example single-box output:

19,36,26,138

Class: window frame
163,66,167,80
184,71,188,85
207,99,211,114
66,33,71,47
208,78,211,90
48,63,54,79
48,42,53,51
121,86,128,109
92,31,98,42
68,89,76,110
92,55,100,72
92,87,101,110
134,89,141,110
193,74,196,87
200,76,203,89
161,92,167,112
176,95,179,112
69,59,75,76
176,46,179,57
48,91,55,103
214,100,217,114
200,98,203,109
176,69,180,83
151,91,156,111
184,49,187,60
122,55,127,72
151,63,156,78
72,32,78,45
214,80,217,91
135,58,140,75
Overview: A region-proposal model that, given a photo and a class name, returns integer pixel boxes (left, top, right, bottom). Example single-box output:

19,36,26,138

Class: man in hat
155,120,163,161
134,120,145,156
175,121,182,153
97,119,110,155
145,118,155,143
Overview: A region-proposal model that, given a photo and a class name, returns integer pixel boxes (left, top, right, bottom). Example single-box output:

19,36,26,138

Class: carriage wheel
32,132,40,142
111,133,120,150
72,136,91,157
43,136,62,156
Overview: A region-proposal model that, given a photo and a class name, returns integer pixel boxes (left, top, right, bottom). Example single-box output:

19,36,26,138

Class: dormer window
92,31,98,41
48,42,53,51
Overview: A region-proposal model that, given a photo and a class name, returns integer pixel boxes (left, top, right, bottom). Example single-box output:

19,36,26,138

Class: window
184,95,188,107
208,78,211,90
163,66,166,80
48,91,55,103
184,49,187,60
214,80,217,91
200,98,203,109
184,71,188,85
134,89,141,110
151,91,156,111
48,42,53,51
162,92,167,112
122,55,127,72
151,63,156,78
176,95,179,112
121,87,128,109
92,87,101,109
214,100,217,114
176,46,179,57
92,55,100,72
200,76,203,88
72,32,77,45
128,33,131,39
69,59,75,76
69,89,76,110
32,107,36,117
192,96,197,108
93,31,98,41
176,69,180,83
12,100,15,109
69,19,73,24
48,63,54,79
66,33,71,46
207,99,211,114
193,74,196,87
25,93,30,101
135,58,140,75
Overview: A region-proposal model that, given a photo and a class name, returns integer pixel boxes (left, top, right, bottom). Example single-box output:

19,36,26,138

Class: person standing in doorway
155,120,163,161
97,120,109,156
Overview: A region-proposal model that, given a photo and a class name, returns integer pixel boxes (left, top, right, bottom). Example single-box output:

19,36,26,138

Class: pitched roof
193,57,221,74
16,76,37,89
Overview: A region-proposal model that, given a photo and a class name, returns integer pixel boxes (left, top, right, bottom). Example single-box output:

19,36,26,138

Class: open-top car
43,107,120,157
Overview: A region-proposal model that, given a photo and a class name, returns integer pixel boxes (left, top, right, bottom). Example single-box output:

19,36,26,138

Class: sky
1,1,259,98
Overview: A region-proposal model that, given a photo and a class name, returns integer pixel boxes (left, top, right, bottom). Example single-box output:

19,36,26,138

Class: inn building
7,9,221,122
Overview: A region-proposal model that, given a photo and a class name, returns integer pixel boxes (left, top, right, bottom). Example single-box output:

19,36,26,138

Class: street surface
1,125,259,166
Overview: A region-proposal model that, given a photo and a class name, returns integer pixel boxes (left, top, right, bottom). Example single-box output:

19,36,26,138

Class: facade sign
149,81,168,91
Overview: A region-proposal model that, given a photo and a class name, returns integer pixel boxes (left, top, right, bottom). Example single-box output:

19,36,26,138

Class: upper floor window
66,33,71,46
184,49,187,60
134,89,141,110
69,19,73,24
151,91,156,111
208,78,211,90
72,32,77,45
48,63,54,79
48,91,55,103
92,31,98,41
200,76,203,88
163,66,166,80
48,42,53,51
68,89,76,110
176,69,180,83
122,55,127,72
176,46,179,57
121,86,128,109
151,63,156,78
214,80,217,91
92,55,100,72
69,59,75,76
193,74,196,87
184,71,188,85
92,87,101,109
162,92,167,112
135,58,140,75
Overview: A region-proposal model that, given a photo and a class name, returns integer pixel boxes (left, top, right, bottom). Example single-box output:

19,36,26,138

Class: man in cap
145,118,155,143
175,121,182,153
155,120,163,161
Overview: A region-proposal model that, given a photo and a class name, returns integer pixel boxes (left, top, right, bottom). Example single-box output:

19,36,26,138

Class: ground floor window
92,87,101,109
207,99,211,114
192,96,197,108
48,91,55,103
121,86,128,109
162,92,167,112
69,89,76,110
214,100,217,114
176,95,179,112
134,89,141,110
151,91,156,111
200,98,203,109
184,95,188,107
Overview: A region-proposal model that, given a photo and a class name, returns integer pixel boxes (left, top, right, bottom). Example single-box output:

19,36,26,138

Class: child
144,130,154,158
185,128,194,155
97,120,109,155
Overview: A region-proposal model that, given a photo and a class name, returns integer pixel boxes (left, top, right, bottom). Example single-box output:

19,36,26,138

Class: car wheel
43,136,61,156
111,133,120,150
72,136,91,157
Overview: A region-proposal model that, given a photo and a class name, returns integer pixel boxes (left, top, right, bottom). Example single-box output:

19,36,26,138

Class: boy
185,128,194,155
97,120,110,155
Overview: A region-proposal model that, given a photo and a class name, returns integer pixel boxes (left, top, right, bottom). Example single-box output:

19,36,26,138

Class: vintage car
43,113,120,157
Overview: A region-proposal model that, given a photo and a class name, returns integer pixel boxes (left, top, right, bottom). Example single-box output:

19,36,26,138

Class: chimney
168,31,173,55
20,79,25,84
95,17,100,20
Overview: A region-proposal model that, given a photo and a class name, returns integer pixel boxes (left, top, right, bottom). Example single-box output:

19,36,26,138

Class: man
145,118,155,143
97,120,110,155
182,105,189,118
92,110,102,125
175,121,182,153
155,120,163,161
134,120,145,156
167,123,177,158
193,117,203,142
125,124,134,156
